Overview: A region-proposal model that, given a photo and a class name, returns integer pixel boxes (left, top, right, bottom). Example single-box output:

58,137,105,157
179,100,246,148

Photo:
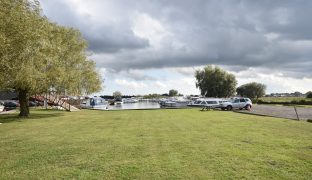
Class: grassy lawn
259,97,311,102
0,109,311,179
257,97,312,107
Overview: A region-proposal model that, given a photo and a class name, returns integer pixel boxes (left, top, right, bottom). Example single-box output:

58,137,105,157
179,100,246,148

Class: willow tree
0,0,102,117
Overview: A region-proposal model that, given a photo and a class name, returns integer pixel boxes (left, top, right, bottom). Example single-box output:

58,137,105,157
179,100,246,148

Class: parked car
3,101,19,111
29,101,38,107
0,102,4,112
220,98,252,111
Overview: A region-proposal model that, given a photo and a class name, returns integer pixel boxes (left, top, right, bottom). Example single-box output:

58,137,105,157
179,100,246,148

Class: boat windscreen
194,101,202,104
206,101,218,104
94,99,106,105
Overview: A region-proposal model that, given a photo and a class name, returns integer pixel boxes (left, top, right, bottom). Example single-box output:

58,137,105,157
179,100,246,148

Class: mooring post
44,93,48,110
294,106,300,121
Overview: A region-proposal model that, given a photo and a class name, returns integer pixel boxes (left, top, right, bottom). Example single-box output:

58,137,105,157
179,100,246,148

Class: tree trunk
18,89,29,117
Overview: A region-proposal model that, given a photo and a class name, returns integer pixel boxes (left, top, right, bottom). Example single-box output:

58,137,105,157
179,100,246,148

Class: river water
106,101,160,110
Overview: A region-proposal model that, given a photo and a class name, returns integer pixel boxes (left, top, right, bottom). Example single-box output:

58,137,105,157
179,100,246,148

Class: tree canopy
0,0,102,117
236,82,266,100
169,89,178,97
113,91,122,100
195,65,237,98
306,91,312,98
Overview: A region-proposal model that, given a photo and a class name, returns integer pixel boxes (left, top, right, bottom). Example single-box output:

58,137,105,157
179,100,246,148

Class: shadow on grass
0,110,65,124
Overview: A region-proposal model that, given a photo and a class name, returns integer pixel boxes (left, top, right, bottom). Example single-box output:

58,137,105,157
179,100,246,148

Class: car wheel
245,105,251,111
226,105,232,111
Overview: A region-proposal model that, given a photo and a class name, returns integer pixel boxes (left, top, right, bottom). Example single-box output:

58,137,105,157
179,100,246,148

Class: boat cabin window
93,98,106,105
194,101,202,104
206,101,218,104
200,101,207,105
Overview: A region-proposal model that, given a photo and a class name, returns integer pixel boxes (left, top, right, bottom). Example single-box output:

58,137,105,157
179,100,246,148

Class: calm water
107,101,160,110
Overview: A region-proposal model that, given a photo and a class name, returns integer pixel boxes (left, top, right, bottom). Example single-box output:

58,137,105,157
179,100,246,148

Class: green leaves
0,0,102,96
237,82,266,100
169,89,178,97
113,91,122,99
195,65,237,98
0,0,102,116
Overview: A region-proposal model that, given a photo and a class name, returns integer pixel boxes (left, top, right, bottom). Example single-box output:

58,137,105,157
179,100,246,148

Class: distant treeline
99,93,185,100
100,95,137,99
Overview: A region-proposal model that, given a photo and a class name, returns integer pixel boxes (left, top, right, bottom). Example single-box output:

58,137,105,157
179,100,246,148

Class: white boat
159,97,191,107
80,97,108,110
187,98,226,108
115,101,123,106
122,98,138,103
0,102,4,112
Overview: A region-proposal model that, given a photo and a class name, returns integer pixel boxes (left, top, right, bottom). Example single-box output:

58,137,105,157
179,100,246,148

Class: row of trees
112,65,266,100
0,0,102,117
195,65,266,100
112,89,180,99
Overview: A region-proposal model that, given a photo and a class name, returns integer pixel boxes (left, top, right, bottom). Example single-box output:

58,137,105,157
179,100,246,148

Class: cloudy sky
40,0,312,95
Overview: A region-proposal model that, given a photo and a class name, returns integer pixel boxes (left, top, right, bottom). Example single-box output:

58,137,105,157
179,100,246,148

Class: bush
291,100,298,104
257,99,264,104
299,100,306,104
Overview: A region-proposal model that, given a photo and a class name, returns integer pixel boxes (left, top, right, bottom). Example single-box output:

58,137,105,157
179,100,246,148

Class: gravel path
238,104,312,121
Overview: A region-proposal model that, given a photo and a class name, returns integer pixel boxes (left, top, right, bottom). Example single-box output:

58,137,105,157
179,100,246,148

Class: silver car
220,98,252,111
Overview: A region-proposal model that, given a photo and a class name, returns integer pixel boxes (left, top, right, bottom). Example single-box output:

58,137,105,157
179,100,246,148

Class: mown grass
0,109,311,179
259,97,312,102
258,97,312,107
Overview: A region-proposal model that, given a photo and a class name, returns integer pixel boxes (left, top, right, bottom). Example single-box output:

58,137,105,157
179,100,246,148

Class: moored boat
159,97,191,107
80,97,108,109
187,98,228,108
122,98,138,103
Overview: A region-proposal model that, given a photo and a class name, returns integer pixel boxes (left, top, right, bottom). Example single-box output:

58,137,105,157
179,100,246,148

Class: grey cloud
105,69,157,81
85,24,149,53
40,0,149,53
41,0,312,78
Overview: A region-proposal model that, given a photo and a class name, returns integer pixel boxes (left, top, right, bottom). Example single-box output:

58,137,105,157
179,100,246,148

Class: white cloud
132,13,170,47
115,79,146,88
231,68,312,93
154,81,167,88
